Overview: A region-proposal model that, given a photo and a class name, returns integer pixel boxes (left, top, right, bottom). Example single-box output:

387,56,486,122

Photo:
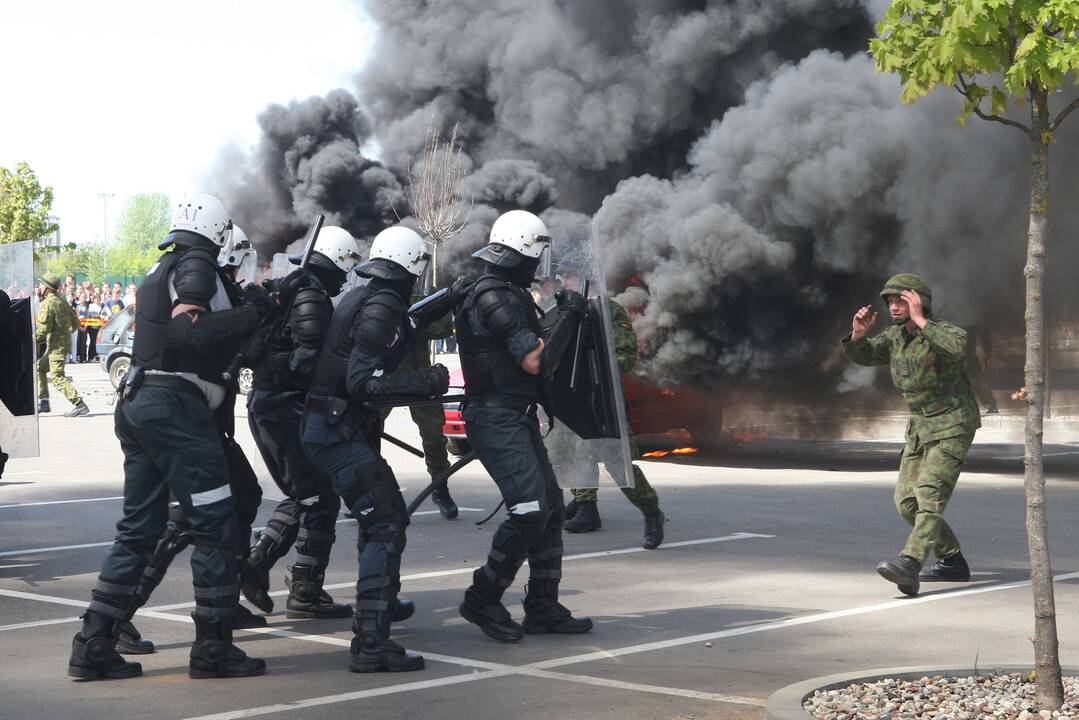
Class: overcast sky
1,0,373,246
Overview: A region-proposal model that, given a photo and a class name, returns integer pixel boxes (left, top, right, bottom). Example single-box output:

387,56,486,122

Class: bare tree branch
1050,97,1079,132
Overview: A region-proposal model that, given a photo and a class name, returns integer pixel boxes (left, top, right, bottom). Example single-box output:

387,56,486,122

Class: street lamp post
98,192,115,285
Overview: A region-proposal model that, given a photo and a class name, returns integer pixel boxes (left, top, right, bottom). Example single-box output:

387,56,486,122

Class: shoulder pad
173,246,220,307
290,288,331,346
353,290,404,351
474,284,523,338
293,286,329,307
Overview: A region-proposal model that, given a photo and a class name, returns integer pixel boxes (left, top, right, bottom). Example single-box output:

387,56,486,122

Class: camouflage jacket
608,296,637,376
35,293,79,352
396,295,453,372
842,320,981,442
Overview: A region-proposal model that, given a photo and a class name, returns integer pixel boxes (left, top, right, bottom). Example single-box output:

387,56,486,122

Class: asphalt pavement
3,362,1079,720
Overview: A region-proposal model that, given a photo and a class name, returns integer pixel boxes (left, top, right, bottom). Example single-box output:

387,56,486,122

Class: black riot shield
0,240,40,458
538,224,632,488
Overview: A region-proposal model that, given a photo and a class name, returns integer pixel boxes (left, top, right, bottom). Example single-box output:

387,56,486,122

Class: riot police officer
454,210,592,642
68,194,266,681
241,226,362,619
301,226,455,673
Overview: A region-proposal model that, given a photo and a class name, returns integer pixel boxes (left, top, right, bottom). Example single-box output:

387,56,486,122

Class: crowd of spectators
30,277,138,364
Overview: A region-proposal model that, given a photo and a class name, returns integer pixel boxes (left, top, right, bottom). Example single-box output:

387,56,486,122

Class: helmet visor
534,239,552,280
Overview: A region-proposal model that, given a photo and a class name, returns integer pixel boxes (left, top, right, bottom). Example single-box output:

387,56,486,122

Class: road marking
0,495,124,509
996,451,1079,461
0,616,81,632
519,668,766,706
0,509,489,558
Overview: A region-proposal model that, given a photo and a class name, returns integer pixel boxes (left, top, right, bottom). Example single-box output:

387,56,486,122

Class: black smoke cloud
213,89,406,259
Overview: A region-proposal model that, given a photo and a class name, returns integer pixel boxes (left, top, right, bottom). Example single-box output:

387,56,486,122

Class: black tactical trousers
92,385,241,623
249,390,340,567
302,411,407,639
463,405,565,601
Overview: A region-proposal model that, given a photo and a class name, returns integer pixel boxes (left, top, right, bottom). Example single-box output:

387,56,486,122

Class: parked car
441,368,722,455
97,306,135,389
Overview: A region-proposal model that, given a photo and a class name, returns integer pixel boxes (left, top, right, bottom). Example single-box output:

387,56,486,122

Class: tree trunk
1024,86,1064,710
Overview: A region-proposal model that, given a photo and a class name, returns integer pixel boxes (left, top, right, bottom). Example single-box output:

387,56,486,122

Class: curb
765,664,1079,719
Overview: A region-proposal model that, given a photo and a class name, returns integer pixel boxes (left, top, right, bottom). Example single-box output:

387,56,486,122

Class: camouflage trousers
383,401,450,479
36,348,81,404
895,432,975,564
570,437,660,515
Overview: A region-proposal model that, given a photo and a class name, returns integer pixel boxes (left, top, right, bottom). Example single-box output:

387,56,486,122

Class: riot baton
381,431,424,458
568,279,590,392
222,214,324,382
406,451,476,517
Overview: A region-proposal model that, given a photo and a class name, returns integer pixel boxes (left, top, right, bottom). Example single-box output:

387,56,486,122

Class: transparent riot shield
0,240,40,458
536,224,633,488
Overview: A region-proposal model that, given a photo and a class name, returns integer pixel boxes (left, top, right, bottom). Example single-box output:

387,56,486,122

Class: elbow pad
409,277,474,330
290,288,331,347
541,310,582,378
364,365,449,400
168,305,259,356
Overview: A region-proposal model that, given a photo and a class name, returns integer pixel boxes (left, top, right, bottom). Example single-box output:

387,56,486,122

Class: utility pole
98,192,115,285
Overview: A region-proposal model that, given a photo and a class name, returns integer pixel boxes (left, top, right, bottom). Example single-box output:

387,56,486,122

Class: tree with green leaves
0,161,59,244
109,192,170,279
871,1,1079,709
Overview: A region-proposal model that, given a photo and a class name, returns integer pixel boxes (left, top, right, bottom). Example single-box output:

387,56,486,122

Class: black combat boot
64,400,89,417
115,620,155,654
521,581,593,635
563,500,601,533
459,569,524,642
38,399,50,414
242,531,288,613
876,555,921,596
431,485,459,520
920,551,971,582
642,510,666,550
233,603,268,629
565,497,578,520
284,565,352,619
188,614,267,679
68,611,143,681
348,613,424,673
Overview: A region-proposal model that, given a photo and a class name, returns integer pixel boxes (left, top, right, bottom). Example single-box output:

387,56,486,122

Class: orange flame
642,447,698,458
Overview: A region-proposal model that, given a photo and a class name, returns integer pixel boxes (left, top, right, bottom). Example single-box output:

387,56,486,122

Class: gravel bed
804,673,1079,719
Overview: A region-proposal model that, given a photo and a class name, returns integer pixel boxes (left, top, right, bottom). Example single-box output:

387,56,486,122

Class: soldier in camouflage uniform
564,294,665,549
842,273,980,596
382,298,458,519
35,272,88,417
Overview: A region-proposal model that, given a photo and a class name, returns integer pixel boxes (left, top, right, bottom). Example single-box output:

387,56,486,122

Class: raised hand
852,305,877,340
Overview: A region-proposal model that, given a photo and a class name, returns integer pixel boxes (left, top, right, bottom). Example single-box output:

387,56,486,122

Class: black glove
271,268,309,307
447,276,475,306
425,363,450,396
241,282,274,322
555,289,588,319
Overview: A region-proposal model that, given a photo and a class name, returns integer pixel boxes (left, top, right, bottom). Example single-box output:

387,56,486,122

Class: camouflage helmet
880,273,932,312
39,272,61,291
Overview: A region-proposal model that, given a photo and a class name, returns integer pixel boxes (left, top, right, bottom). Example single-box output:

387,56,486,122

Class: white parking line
0,496,124,509
0,509,489,558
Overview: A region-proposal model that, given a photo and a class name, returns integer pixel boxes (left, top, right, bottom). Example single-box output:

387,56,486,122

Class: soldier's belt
464,396,537,415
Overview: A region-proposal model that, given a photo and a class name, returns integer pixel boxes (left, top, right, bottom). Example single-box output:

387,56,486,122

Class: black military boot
115,620,155,654
431,485,459,520
521,581,593,635
459,569,524,642
876,555,921,597
242,531,287,614
68,611,143,681
233,603,268,629
285,565,353,619
64,400,90,417
348,613,424,673
563,500,601,533
564,497,578,521
38,399,50,414
642,510,666,550
920,552,971,582
188,614,267,679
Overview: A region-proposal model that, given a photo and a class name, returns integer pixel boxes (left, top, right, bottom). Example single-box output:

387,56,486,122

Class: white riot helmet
357,226,431,280
472,210,551,278
311,226,362,274
218,225,257,282
167,193,232,248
